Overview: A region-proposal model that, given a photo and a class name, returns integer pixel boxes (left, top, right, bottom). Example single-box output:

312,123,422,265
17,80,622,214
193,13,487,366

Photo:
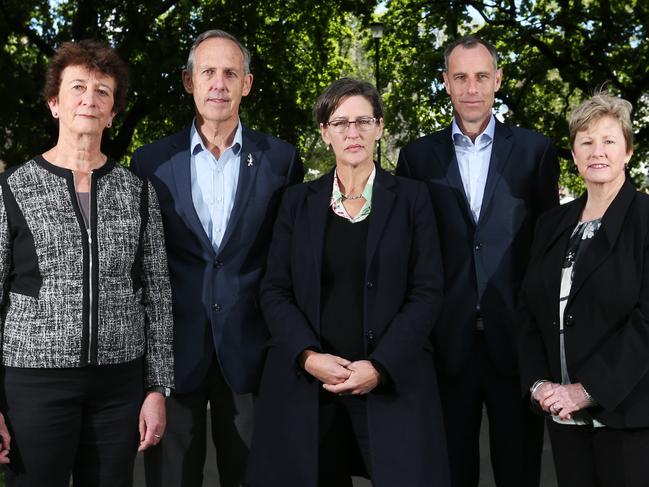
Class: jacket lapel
217,126,261,255
540,198,584,304
169,127,214,254
478,121,513,225
432,129,474,225
365,166,396,271
568,180,636,304
306,171,333,309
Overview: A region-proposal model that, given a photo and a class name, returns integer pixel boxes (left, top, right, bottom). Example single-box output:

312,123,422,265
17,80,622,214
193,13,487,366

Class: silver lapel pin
247,153,254,167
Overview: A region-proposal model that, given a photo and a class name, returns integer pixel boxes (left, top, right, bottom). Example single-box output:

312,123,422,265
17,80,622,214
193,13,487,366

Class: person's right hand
532,381,558,410
300,350,351,385
0,412,11,464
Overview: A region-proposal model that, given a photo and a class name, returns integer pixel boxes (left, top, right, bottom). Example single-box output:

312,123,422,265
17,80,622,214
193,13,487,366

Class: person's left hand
322,360,380,395
0,412,11,464
138,391,166,452
541,383,591,420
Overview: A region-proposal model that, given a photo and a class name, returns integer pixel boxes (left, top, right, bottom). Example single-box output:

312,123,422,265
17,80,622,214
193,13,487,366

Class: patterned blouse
555,218,603,426
330,166,375,223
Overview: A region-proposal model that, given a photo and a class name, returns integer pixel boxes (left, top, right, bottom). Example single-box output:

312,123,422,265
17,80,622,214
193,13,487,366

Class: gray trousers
144,359,254,487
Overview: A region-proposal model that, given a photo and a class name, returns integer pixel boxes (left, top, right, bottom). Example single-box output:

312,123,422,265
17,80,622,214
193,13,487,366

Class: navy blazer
131,125,303,394
518,180,649,428
247,166,449,487
397,120,559,377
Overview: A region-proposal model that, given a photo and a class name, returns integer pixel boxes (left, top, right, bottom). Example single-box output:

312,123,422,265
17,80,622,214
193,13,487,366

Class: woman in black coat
518,93,649,487
246,78,449,487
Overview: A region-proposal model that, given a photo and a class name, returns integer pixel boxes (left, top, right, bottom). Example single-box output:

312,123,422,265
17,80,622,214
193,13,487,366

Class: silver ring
154,434,162,439
550,405,558,415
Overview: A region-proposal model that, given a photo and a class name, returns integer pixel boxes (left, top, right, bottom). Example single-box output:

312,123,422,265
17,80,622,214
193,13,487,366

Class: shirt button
366,281,374,289
213,303,221,312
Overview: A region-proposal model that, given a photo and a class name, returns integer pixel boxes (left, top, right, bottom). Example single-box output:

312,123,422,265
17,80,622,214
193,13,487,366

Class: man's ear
182,69,193,94
242,73,253,97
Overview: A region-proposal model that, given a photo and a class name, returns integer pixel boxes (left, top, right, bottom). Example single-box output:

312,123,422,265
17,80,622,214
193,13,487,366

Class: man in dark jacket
396,36,559,487
131,29,303,487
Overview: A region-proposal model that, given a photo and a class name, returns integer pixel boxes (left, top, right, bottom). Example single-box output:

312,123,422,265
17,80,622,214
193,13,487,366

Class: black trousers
318,392,371,487
1,359,143,487
547,419,649,487
144,358,254,487
438,331,544,487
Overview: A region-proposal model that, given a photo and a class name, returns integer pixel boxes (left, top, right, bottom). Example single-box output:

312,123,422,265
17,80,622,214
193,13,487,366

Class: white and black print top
556,218,603,426
0,156,174,389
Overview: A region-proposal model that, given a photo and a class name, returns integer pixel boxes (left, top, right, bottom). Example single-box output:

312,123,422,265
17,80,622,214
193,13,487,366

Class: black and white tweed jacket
0,156,174,389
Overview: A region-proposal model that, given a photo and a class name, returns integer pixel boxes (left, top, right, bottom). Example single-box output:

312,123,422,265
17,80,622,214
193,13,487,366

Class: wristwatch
148,386,172,398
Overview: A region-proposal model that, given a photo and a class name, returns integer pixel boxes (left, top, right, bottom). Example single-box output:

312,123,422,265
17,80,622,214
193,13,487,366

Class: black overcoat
246,165,450,487
518,180,649,427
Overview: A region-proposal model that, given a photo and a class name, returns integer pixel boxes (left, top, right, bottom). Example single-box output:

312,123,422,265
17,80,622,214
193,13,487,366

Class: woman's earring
107,120,112,128
53,112,58,118
326,144,330,151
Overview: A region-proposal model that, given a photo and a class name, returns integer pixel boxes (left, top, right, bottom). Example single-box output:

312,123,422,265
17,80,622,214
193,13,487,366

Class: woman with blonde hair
518,93,649,486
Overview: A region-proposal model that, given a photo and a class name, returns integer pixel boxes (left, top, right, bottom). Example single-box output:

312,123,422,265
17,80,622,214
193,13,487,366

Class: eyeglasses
325,117,378,133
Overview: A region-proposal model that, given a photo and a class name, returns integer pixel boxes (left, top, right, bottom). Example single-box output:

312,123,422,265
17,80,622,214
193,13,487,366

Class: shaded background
1,0,648,192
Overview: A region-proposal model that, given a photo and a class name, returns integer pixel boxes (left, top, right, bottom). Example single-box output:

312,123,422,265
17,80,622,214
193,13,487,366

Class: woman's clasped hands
532,381,593,420
300,350,380,395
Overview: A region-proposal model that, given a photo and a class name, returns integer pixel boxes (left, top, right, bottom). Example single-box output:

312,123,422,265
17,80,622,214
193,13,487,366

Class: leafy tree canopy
0,0,376,176
1,0,647,191
380,0,649,192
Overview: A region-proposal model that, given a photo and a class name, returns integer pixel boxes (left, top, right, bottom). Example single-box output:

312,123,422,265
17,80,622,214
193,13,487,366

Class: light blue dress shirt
452,115,496,222
190,120,242,251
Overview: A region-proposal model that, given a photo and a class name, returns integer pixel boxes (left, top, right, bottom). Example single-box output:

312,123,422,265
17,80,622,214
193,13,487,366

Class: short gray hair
186,29,251,75
444,36,498,71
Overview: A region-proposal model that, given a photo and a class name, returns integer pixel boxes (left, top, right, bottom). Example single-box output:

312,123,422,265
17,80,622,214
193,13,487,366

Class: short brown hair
42,40,130,114
569,93,633,152
313,78,383,125
444,36,498,71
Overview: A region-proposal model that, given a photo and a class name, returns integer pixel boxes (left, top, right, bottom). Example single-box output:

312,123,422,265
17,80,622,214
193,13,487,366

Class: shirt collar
190,119,243,156
330,165,376,223
332,165,376,202
451,115,495,147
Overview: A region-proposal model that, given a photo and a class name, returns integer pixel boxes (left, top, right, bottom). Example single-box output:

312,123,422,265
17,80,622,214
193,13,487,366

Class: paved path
134,409,557,486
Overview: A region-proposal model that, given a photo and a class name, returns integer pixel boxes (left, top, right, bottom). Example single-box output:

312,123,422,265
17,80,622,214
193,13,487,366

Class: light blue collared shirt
452,115,496,222
190,120,242,251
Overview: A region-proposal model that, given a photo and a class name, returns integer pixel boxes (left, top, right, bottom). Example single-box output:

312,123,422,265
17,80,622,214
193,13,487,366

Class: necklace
342,193,364,201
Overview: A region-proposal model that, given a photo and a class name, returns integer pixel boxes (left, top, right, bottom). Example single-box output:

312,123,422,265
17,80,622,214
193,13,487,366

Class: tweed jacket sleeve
0,184,11,321
141,181,174,389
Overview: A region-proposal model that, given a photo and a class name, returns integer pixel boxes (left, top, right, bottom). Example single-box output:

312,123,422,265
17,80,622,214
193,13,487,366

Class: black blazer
131,125,303,394
397,120,559,377
518,180,649,428
247,165,449,487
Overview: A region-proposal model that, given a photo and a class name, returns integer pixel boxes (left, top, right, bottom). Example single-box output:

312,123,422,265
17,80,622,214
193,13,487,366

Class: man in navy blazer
131,30,303,487
396,36,559,487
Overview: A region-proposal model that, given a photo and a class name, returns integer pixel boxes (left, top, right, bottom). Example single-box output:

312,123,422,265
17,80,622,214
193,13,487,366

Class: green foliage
1,0,647,191
380,0,649,192
0,0,377,172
